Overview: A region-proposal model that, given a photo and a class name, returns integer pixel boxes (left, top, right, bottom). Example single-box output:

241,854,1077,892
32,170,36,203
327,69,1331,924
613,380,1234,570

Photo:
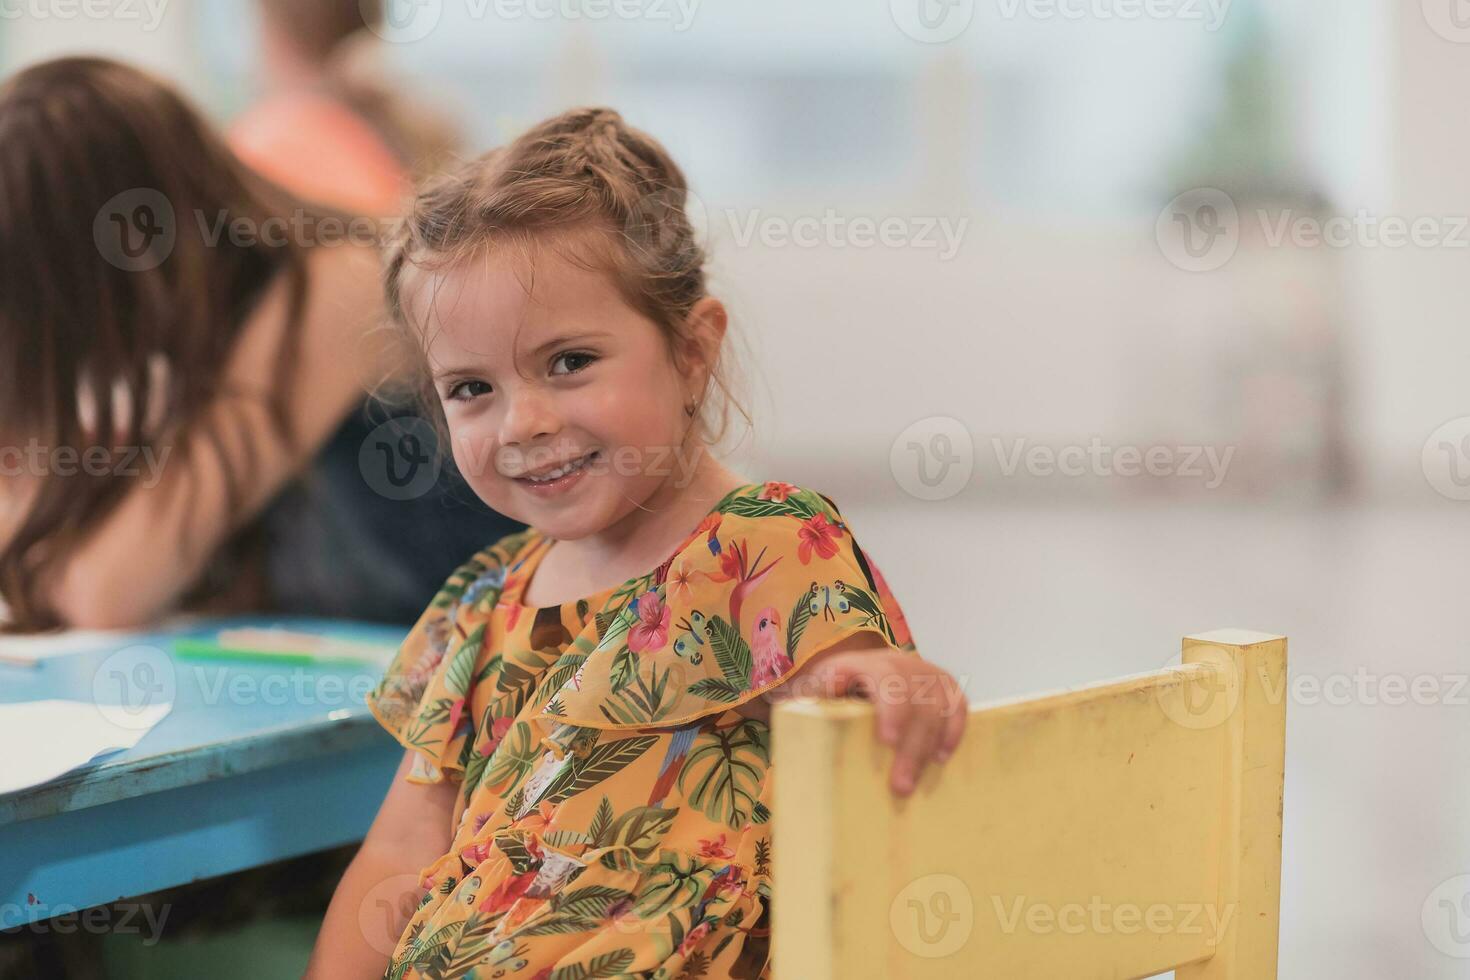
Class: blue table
0,618,406,926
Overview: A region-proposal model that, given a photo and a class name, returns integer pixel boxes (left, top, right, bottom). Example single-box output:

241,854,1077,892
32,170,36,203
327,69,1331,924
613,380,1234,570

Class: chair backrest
773,630,1286,979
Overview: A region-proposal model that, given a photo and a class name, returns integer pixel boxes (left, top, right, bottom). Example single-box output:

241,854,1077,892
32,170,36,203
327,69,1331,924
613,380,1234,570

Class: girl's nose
498,385,561,447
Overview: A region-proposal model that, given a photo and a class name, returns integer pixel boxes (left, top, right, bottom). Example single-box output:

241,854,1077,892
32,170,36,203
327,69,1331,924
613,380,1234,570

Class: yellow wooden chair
773,630,1286,979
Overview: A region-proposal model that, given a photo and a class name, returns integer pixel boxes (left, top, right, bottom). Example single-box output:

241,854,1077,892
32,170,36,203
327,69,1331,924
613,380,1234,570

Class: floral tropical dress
366,481,916,979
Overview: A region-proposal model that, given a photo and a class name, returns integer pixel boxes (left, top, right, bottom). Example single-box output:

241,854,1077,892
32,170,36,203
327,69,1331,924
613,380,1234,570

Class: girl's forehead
409,245,650,365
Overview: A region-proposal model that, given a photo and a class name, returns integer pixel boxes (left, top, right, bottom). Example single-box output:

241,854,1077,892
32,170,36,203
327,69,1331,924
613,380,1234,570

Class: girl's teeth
528,454,590,482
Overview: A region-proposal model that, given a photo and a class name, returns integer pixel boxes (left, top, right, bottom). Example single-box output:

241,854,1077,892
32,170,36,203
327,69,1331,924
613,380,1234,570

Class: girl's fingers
937,681,968,760
872,693,909,747
890,709,942,796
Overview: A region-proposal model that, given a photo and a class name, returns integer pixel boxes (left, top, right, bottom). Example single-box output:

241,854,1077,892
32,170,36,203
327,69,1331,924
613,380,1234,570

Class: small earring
684,400,698,418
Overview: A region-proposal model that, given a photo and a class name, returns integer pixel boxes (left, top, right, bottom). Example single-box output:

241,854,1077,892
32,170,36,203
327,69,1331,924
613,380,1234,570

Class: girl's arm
306,748,460,979
45,244,389,629
737,632,969,796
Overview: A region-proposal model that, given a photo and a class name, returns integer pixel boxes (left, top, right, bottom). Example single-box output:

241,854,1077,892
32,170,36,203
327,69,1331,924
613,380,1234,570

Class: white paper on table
0,699,173,794
0,614,203,667
0,629,151,666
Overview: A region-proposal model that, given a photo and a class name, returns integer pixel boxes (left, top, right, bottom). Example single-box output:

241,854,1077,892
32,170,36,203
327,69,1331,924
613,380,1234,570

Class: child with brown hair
308,108,966,978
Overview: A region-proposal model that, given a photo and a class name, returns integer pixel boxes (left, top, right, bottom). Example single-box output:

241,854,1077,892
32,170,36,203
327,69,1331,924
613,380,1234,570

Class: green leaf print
633,853,717,919
721,493,821,521
786,589,813,658
533,736,658,809
431,558,488,611
537,652,587,706
480,720,539,798
549,948,636,979
443,624,484,699
599,660,680,724
604,805,680,860
707,616,751,687
589,796,615,845
608,645,638,695
549,884,633,920
835,583,896,645
677,721,770,829
686,678,743,703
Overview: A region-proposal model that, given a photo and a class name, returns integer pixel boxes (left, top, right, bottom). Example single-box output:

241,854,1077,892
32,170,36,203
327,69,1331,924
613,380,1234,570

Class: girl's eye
447,380,492,402
551,351,597,376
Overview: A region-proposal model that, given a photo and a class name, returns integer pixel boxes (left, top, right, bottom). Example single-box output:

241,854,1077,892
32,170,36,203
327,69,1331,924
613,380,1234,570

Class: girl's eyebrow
528,331,614,355
430,332,614,378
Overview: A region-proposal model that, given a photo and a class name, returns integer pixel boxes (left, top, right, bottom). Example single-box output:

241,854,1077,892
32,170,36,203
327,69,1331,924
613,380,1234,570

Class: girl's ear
675,296,728,385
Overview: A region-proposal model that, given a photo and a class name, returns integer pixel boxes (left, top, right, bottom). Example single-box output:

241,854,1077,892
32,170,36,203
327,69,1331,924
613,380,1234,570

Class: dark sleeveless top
256,398,524,625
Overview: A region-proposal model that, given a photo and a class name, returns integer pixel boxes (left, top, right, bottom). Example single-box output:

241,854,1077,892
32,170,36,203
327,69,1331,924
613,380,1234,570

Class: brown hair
0,57,310,630
384,106,747,450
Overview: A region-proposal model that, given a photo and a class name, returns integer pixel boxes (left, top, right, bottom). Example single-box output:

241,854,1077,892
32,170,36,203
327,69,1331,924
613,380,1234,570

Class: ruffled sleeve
535,482,915,729
366,528,538,784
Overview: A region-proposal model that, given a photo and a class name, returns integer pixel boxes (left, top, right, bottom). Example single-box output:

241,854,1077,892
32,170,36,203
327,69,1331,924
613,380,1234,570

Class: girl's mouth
516,451,599,493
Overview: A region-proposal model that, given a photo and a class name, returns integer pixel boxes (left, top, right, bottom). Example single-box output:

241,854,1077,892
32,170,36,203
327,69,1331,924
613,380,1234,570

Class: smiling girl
307,107,966,979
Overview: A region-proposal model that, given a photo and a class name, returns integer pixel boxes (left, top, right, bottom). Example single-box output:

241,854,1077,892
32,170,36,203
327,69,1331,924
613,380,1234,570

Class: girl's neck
542,455,749,586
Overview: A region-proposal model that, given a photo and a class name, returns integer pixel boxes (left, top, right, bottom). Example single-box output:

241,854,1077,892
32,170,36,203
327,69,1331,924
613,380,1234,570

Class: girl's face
409,234,709,542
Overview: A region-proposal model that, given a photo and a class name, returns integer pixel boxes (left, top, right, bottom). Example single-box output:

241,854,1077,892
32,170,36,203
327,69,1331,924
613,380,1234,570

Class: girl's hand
758,636,969,797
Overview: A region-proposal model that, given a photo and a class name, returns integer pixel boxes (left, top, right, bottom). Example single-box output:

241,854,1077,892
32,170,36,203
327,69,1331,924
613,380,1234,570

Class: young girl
309,108,966,979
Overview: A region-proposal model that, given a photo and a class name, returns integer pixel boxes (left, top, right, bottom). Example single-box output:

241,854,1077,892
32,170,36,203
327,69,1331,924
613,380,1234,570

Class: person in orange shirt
229,0,458,217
